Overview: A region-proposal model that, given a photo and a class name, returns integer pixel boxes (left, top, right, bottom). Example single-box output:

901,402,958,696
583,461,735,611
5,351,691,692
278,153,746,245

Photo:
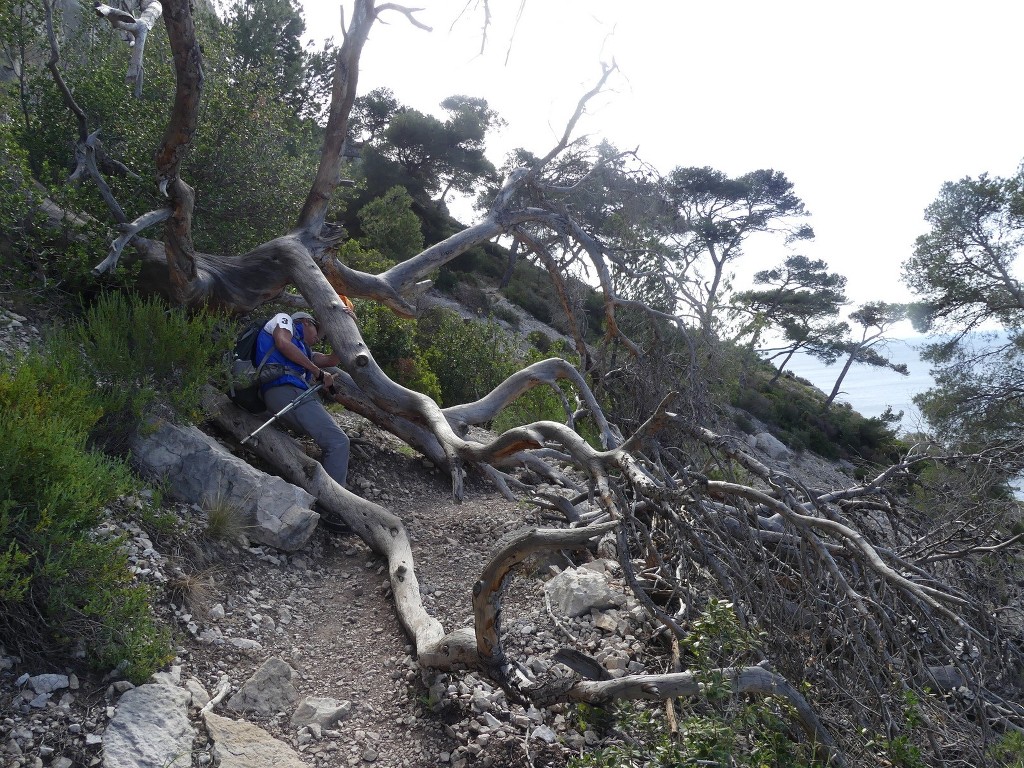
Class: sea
784,337,934,435
786,332,1024,497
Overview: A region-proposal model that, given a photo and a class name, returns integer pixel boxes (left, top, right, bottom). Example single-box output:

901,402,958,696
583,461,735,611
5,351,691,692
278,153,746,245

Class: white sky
300,1,1023,318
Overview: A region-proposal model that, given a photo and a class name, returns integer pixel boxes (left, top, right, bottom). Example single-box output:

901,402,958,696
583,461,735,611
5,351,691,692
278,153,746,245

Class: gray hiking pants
262,385,350,487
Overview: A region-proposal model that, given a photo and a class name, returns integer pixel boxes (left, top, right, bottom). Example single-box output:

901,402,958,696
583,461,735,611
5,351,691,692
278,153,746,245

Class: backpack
227,317,278,413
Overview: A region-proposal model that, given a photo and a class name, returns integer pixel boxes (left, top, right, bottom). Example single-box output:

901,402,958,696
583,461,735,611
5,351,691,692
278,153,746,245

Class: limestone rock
544,567,620,618
102,684,195,768
290,696,353,729
129,420,319,551
29,674,69,695
226,658,298,715
751,431,793,461
204,712,307,768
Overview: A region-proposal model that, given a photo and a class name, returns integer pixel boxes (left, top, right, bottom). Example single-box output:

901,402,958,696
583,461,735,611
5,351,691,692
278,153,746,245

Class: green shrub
356,301,442,403
0,294,230,680
732,363,904,466
434,267,459,293
988,731,1024,767
490,344,601,447
356,185,424,262
60,292,231,429
0,351,171,681
571,599,818,768
490,303,520,329
527,330,553,353
417,308,519,406
502,267,554,324
336,239,396,275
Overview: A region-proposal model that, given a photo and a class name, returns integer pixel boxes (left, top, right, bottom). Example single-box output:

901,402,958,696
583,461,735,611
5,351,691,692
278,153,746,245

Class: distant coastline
785,331,1012,436
785,337,934,435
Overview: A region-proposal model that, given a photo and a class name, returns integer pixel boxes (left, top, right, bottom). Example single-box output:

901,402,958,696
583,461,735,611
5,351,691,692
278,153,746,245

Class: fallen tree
32,0,1024,764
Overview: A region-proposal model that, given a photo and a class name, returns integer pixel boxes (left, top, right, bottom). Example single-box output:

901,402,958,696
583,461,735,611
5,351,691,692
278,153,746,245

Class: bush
502,267,554,324
59,292,231,432
356,301,442,403
490,344,602,447
335,239,396,275
732,363,904,466
0,351,171,681
356,185,424,262
0,294,230,680
489,302,521,329
417,308,520,406
570,599,818,768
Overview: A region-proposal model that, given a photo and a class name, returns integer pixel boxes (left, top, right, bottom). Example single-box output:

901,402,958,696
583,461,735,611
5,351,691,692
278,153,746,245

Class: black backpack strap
254,344,274,376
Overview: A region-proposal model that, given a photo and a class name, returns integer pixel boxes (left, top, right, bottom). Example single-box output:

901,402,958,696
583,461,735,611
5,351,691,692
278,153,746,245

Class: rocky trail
0,299,862,768
0,302,658,768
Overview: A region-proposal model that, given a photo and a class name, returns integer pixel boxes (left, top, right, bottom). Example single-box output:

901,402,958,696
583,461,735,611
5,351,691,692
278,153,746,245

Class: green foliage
335,239,395,275
224,0,308,115
571,600,818,768
489,302,520,328
186,21,324,253
901,164,1024,449
0,115,120,293
0,351,171,681
988,731,1024,767
357,300,577,416
356,301,442,403
0,293,223,679
418,308,519,407
902,165,1024,335
11,7,323,260
735,255,850,373
860,691,929,768
349,88,501,202
357,185,424,262
60,292,231,430
734,362,903,465
661,166,814,335
19,18,173,198
490,342,601,446
913,331,1024,448
0,122,43,243
502,266,555,324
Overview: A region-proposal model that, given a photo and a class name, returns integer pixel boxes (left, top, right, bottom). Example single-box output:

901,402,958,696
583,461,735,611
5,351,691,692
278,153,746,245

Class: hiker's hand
320,370,334,389
342,305,356,320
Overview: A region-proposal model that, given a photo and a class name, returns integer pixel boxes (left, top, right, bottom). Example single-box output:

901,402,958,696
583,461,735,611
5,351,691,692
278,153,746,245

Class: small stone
530,725,558,744
29,674,70,694
361,748,378,762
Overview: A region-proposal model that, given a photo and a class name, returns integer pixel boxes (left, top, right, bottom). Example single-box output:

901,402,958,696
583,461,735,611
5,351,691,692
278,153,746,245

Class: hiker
256,310,352,487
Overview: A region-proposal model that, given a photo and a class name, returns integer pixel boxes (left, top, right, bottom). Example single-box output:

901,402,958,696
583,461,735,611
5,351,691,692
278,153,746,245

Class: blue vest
256,322,314,392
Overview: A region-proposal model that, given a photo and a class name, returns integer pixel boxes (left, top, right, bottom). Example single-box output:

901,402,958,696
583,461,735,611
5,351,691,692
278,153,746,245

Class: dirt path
172,421,553,767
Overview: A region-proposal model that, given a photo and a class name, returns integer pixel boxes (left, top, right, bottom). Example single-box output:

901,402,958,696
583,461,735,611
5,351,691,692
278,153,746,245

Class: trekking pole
240,383,324,445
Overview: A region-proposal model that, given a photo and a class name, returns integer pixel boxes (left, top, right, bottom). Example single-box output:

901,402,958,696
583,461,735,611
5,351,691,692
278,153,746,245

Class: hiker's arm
312,351,340,367
272,326,322,379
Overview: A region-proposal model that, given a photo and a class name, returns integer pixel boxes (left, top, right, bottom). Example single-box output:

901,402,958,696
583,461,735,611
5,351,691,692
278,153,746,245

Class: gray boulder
205,712,307,768
544,567,620,618
751,431,793,461
290,696,353,729
226,658,298,715
102,684,195,768
130,419,319,551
